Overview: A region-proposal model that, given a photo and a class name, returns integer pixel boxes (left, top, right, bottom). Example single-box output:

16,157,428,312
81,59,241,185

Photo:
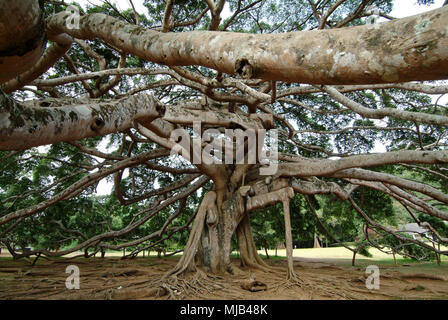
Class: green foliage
375,232,438,262
251,194,322,249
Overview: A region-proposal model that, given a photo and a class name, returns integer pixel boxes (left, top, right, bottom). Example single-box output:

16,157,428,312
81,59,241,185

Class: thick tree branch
46,7,448,84
322,85,448,127
0,93,163,150
277,150,448,177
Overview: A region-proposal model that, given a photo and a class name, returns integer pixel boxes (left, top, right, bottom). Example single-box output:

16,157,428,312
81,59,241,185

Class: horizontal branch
163,105,272,130
0,93,163,150
47,6,448,84
291,178,357,200
331,168,448,204
322,85,448,127
277,150,448,177
29,67,166,87
277,82,448,98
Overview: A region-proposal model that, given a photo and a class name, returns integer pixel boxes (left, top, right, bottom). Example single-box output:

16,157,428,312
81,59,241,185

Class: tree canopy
0,0,447,277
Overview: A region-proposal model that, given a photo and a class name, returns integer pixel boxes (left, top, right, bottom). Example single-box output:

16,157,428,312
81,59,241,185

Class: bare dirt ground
0,255,447,300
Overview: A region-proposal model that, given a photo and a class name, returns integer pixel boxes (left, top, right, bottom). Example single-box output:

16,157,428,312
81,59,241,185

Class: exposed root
150,269,226,299
269,269,363,300
268,263,360,300
286,269,307,286
272,269,307,293
227,263,245,275
301,273,367,300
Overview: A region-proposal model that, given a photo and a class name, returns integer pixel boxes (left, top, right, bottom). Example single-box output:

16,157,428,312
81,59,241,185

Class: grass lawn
256,246,448,274
258,247,448,271
260,246,447,262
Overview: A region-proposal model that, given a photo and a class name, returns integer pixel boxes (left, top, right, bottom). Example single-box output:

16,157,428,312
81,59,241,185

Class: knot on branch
238,185,254,197
235,58,254,79
155,102,166,117
90,116,105,132
206,207,218,226
280,187,295,202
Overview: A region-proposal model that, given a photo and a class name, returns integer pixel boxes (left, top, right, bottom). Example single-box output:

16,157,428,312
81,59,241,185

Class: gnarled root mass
154,269,227,300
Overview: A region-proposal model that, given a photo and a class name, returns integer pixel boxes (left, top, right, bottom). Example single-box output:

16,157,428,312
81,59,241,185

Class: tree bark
168,185,296,276
47,6,448,85
0,0,46,84
283,199,296,279
352,250,357,267
0,93,162,151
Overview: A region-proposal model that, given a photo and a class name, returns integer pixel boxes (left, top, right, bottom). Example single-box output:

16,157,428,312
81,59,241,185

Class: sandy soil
0,254,447,300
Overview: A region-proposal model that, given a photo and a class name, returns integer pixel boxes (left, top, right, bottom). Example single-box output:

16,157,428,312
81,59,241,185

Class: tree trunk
167,186,295,277
314,233,322,248
436,243,441,266
263,240,270,260
199,191,247,274
283,199,296,279
165,191,218,276
352,250,357,267
196,190,281,274
392,250,397,267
